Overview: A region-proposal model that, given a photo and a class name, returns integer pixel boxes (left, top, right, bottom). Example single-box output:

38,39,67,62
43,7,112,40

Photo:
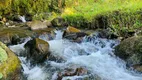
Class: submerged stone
57,67,87,80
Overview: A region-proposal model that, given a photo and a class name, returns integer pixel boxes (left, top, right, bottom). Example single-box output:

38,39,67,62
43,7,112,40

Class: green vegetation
63,0,142,20
0,0,142,37
0,73,2,79
0,0,65,20
0,46,8,63
62,0,142,36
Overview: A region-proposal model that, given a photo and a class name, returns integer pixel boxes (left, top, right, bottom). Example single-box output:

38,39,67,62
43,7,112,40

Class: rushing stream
9,30,142,80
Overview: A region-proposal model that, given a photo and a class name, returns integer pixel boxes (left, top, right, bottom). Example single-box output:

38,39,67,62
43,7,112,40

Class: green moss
0,41,20,79
0,46,8,63
0,28,34,38
115,36,142,68
0,73,3,79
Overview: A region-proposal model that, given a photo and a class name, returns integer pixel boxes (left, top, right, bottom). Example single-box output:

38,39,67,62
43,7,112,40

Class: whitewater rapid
9,30,142,80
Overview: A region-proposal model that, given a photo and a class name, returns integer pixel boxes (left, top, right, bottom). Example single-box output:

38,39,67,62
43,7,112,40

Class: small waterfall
19,15,26,23
54,30,63,40
9,31,142,80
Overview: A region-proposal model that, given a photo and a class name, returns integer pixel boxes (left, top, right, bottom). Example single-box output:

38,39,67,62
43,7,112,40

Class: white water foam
19,15,26,23
9,31,142,80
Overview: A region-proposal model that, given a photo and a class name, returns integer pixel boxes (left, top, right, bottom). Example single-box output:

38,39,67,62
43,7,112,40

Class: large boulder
0,41,21,80
115,36,142,72
24,38,50,64
27,20,48,30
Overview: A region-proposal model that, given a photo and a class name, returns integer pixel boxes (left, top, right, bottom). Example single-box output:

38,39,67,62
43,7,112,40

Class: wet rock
66,26,81,33
64,32,87,39
97,29,118,39
38,32,55,41
33,28,56,40
63,31,87,42
51,17,68,27
0,34,11,45
0,41,21,80
5,20,28,28
25,14,32,21
27,20,48,30
84,30,96,36
132,64,142,72
24,38,50,64
115,36,142,72
63,26,87,42
57,67,87,80
11,35,21,45
9,15,22,22
0,28,34,45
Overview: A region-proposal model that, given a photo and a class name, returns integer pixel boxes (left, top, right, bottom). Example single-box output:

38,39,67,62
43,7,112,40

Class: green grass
62,0,142,21
61,0,142,37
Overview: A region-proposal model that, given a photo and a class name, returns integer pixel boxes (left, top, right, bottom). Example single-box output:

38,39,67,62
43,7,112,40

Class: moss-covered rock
0,41,21,80
115,36,142,72
0,46,8,63
0,27,34,45
24,38,50,64
66,26,81,33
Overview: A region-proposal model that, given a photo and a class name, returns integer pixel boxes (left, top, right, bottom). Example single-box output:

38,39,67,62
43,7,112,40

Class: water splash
54,30,63,40
19,15,26,23
9,31,142,80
